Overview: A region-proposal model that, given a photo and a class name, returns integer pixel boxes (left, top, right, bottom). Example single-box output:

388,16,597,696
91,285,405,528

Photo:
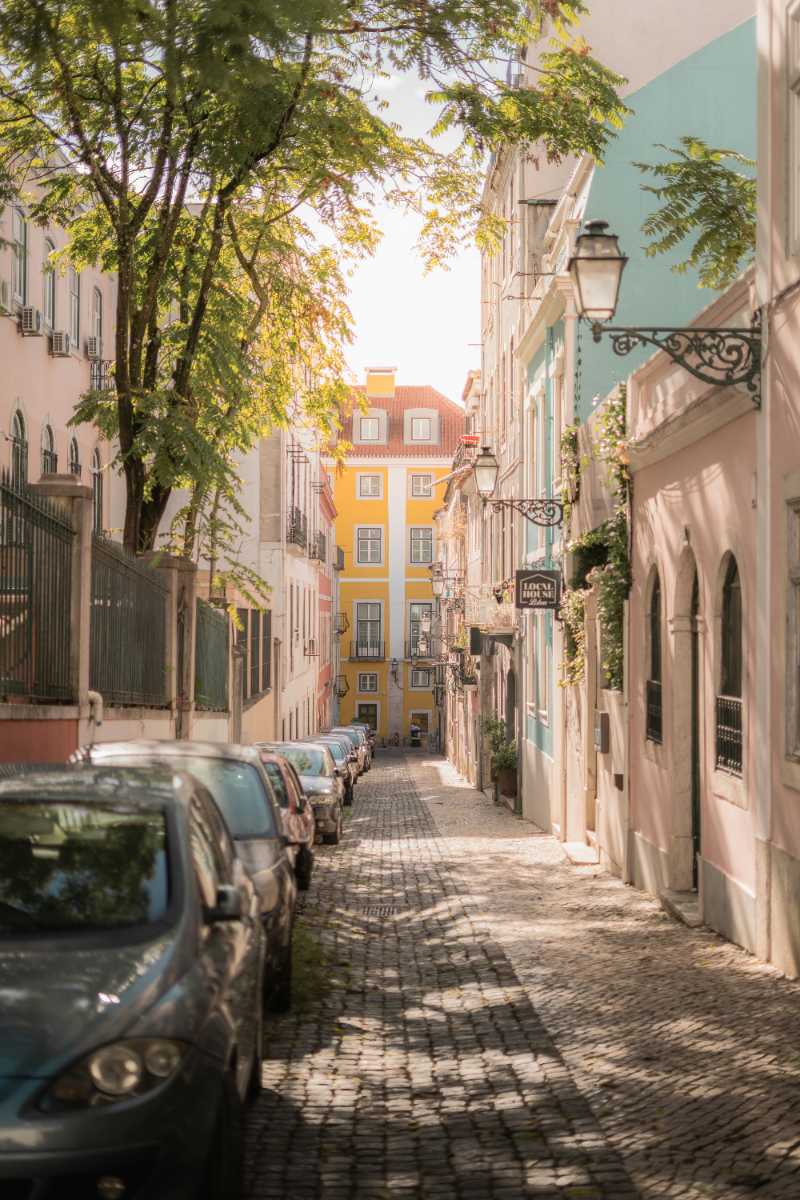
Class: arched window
68,436,81,477
69,267,80,348
91,448,103,534
646,570,663,743
41,424,57,475
717,555,743,775
92,287,103,346
10,410,27,488
43,238,55,329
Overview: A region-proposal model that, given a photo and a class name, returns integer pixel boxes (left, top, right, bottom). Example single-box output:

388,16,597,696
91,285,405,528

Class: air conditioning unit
20,306,42,336
86,335,102,360
50,330,71,357
0,280,11,315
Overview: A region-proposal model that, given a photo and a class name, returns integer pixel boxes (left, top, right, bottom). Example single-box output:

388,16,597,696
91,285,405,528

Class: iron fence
715,695,743,775
0,472,74,702
646,679,663,744
195,599,229,711
287,507,307,549
90,536,168,707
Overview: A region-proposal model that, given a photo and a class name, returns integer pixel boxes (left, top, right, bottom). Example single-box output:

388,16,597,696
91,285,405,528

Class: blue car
0,765,263,1199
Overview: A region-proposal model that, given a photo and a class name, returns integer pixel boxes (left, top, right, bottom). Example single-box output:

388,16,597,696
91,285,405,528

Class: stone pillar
140,551,194,737
175,559,198,740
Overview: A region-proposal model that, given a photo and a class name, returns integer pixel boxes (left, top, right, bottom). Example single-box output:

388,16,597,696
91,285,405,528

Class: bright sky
343,73,480,407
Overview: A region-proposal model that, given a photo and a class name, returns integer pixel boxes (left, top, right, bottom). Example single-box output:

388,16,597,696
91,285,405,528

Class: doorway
690,570,701,890
356,702,378,732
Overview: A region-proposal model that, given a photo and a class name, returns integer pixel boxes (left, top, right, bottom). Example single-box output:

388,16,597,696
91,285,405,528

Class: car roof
0,763,188,809
79,740,264,766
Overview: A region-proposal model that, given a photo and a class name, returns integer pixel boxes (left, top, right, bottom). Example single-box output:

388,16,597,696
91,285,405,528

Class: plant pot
497,766,517,798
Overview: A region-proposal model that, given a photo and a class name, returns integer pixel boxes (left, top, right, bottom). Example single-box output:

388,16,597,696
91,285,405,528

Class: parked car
306,735,355,805
257,751,316,886
345,724,372,769
348,722,377,756
75,741,297,1012
0,765,263,1199
329,727,368,775
258,742,344,845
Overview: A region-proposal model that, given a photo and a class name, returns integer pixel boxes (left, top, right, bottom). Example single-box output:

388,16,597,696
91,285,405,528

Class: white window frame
356,525,383,565
359,416,380,441
789,1,800,255
410,668,432,690
43,238,56,329
411,416,432,441
69,267,80,347
92,286,103,345
410,526,433,565
11,208,27,305
410,472,433,498
354,600,383,655
358,672,378,693
358,473,383,499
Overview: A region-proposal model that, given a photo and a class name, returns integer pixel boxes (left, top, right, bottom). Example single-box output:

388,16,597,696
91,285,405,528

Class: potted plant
492,739,518,798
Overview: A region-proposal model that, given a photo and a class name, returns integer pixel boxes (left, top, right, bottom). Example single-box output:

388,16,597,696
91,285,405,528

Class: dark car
258,743,344,845
0,765,263,1199
257,752,316,888
305,735,355,805
76,741,297,1012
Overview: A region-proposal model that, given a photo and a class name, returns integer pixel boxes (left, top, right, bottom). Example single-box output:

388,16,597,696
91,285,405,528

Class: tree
635,137,756,290
0,1,626,551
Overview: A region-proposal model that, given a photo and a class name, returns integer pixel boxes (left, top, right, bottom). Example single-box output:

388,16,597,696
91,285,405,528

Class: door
357,702,378,731
690,572,701,889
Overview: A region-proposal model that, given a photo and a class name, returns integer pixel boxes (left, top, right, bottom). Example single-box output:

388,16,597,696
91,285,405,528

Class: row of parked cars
0,722,375,1199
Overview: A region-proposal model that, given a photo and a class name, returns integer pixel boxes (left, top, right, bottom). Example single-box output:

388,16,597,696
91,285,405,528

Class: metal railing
646,679,663,744
0,471,74,702
715,695,743,775
90,360,115,391
314,530,327,562
90,536,168,707
348,640,385,660
195,599,229,711
287,506,307,549
405,638,434,660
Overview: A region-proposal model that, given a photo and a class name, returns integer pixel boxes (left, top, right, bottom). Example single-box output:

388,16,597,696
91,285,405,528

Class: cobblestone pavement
246,753,800,1200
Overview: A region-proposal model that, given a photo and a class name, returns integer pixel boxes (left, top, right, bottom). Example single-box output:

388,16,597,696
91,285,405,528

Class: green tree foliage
0,1,626,552
635,137,756,290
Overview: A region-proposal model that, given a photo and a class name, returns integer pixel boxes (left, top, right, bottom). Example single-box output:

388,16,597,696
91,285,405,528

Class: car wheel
201,1070,243,1199
247,1008,264,1102
323,810,342,846
266,940,292,1013
295,847,314,891
344,787,353,808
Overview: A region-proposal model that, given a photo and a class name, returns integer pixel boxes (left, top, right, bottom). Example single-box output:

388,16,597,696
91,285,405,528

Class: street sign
515,568,562,611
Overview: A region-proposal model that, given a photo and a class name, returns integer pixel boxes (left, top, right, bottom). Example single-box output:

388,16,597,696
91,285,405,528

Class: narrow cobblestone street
246,754,800,1200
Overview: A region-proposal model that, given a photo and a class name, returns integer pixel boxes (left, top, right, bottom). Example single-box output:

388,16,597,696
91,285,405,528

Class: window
411,473,433,498
250,610,262,697
409,602,432,655
189,798,224,908
359,416,379,441
789,2,800,253
261,609,272,691
91,448,103,533
69,267,80,347
263,761,288,809
358,474,382,498
358,673,378,692
646,571,663,744
533,614,550,720
11,410,27,488
410,527,433,564
357,526,382,564
68,436,81,477
411,416,432,441
42,238,56,329
788,502,800,757
716,555,743,776
11,208,27,304
411,668,432,689
92,286,103,346
356,602,381,653
41,425,57,475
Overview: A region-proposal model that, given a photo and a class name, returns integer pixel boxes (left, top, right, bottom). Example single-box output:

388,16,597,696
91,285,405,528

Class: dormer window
411,417,431,441
360,417,379,441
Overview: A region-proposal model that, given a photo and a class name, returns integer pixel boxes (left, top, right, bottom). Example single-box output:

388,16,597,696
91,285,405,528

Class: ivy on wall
558,388,631,690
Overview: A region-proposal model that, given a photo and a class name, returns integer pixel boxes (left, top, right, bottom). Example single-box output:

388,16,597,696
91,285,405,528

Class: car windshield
179,759,277,839
279,747,331,777
0,803,168,934
332,730,358,748
320,741,345,763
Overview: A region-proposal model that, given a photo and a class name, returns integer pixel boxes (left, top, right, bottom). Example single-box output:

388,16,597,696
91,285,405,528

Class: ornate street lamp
472,444,564,527
568,218,762,406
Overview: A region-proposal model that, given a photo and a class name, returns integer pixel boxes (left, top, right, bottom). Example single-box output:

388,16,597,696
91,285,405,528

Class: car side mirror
204,885,242,924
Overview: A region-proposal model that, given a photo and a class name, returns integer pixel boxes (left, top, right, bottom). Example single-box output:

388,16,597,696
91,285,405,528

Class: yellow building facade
331,369,464,743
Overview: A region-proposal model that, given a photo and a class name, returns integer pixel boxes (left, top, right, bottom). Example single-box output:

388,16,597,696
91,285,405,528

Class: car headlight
40,1039,188,1112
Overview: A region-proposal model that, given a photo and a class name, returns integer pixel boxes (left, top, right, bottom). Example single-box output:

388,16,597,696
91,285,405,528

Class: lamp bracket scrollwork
487,498,564,527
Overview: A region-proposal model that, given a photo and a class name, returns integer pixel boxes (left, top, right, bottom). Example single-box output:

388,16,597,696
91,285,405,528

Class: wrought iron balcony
287,506,307,549
348,640,385,661
334,612,350,636
646,679,663,744
715,695,743,775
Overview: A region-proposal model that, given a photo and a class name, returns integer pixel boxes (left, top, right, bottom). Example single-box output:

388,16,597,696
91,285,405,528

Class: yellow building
331,368,465,743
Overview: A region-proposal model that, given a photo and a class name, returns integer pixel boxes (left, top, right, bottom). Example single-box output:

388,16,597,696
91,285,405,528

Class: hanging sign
515,568,562,611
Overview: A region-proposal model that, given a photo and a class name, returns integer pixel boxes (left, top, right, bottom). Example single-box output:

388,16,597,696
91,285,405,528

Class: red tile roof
340,385,465,459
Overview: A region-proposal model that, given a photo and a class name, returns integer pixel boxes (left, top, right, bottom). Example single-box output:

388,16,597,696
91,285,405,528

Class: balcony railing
308,529,326,562
334,612,350,636
646,679,663,744
348,640,385,661
452,433,480,472
715,695,743,775
405,638,434,660
90,360,115,391
287,506,307,549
